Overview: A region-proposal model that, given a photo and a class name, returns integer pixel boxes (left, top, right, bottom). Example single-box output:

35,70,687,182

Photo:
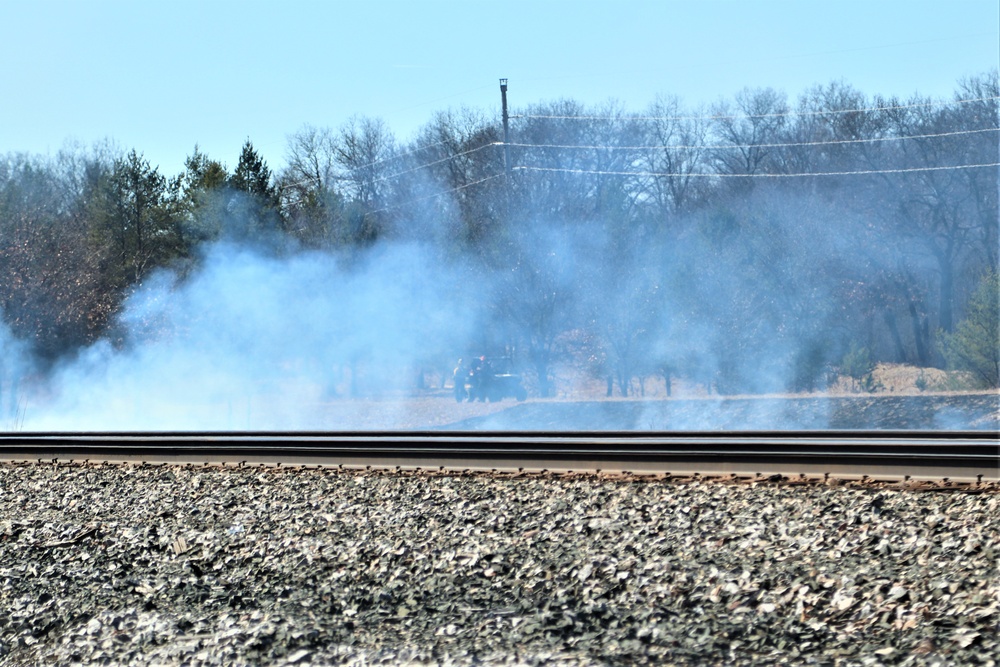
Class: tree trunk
617,369,629,397
534,358,552,398
908,300,931,366
938,259,955,333
883,309,907,363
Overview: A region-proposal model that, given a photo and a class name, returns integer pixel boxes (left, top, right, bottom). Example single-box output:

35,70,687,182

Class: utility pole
500,78,512,181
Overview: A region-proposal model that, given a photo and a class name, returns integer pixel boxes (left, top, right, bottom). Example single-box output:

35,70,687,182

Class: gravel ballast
0,463,997,666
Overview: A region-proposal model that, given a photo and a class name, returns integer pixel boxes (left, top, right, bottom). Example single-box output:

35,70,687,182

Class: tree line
1,73,997,393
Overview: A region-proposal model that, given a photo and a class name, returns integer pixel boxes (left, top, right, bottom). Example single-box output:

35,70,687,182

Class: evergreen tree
227,139,282,238
90,149,183,287
178,145,229,242
231,139,275,201
941,271,999,388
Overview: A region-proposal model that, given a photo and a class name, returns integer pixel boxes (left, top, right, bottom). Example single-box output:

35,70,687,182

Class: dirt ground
298,364,998,431
439,393,999,431
19,363,986,432
291,389,999,432
530,363,986,401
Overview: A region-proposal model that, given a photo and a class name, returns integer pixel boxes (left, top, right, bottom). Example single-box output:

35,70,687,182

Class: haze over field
0,2,996,431
2,71,997,431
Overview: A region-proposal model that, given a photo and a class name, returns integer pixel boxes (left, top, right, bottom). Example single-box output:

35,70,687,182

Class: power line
514,95,1000,123
279,125,995,194
371,143,499,184
363,173,505,217
505,128,998,153
341,138,454,174
279,137,457,190
512,162,1000,179
277,91,998,194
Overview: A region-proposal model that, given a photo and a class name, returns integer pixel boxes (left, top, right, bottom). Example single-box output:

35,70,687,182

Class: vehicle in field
454,356,528,403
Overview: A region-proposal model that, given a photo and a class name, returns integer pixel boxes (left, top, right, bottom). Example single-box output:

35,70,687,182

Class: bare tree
408,107,506,253
336,116,397,208
334,116,398,243
874,92,995,334
639,95,710,214
711,87,789,177
278,126,343,246
0,151,117,359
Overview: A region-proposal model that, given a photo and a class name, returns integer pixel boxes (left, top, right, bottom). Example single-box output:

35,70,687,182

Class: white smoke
0,313,32,430
21,241,473,431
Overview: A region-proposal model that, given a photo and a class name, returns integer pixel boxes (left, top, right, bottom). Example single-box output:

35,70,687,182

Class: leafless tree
711,87,789,177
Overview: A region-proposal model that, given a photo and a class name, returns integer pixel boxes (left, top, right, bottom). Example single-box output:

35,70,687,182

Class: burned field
0,463,998,666
440,392,1000,431
299,391,1000,431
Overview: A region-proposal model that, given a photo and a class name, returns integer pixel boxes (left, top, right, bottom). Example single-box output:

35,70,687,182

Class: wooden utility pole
500,78,512,180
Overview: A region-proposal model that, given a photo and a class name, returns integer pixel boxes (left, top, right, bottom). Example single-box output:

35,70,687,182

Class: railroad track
1,430,996,482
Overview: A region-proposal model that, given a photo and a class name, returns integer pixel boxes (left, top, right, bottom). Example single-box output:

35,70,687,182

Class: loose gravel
1,463,997,666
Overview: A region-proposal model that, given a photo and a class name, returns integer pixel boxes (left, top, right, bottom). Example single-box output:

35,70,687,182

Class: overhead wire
504,128,998,153
282,122,995,194
362,173,505,217
369,143,499,184
512,162,1000,179
514,95,1000,122
278,94,997,208
508,103,999,178
343,137,454,173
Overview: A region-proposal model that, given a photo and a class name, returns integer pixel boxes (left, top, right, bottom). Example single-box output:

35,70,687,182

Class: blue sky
1,0,996,177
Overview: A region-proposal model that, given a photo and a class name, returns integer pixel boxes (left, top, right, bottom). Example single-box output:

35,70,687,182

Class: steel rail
1,430,996,481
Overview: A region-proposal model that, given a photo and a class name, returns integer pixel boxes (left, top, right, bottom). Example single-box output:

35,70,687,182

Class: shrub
940,271,999,389
840,342,879,393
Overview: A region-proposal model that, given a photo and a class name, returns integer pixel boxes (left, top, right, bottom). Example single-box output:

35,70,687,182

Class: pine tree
227,139,282,237
90,149,182,287
178,146,229,241
941,271,999,388
231,139,275,202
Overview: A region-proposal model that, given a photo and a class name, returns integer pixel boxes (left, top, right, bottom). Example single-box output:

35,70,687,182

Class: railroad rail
1,430,996,482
